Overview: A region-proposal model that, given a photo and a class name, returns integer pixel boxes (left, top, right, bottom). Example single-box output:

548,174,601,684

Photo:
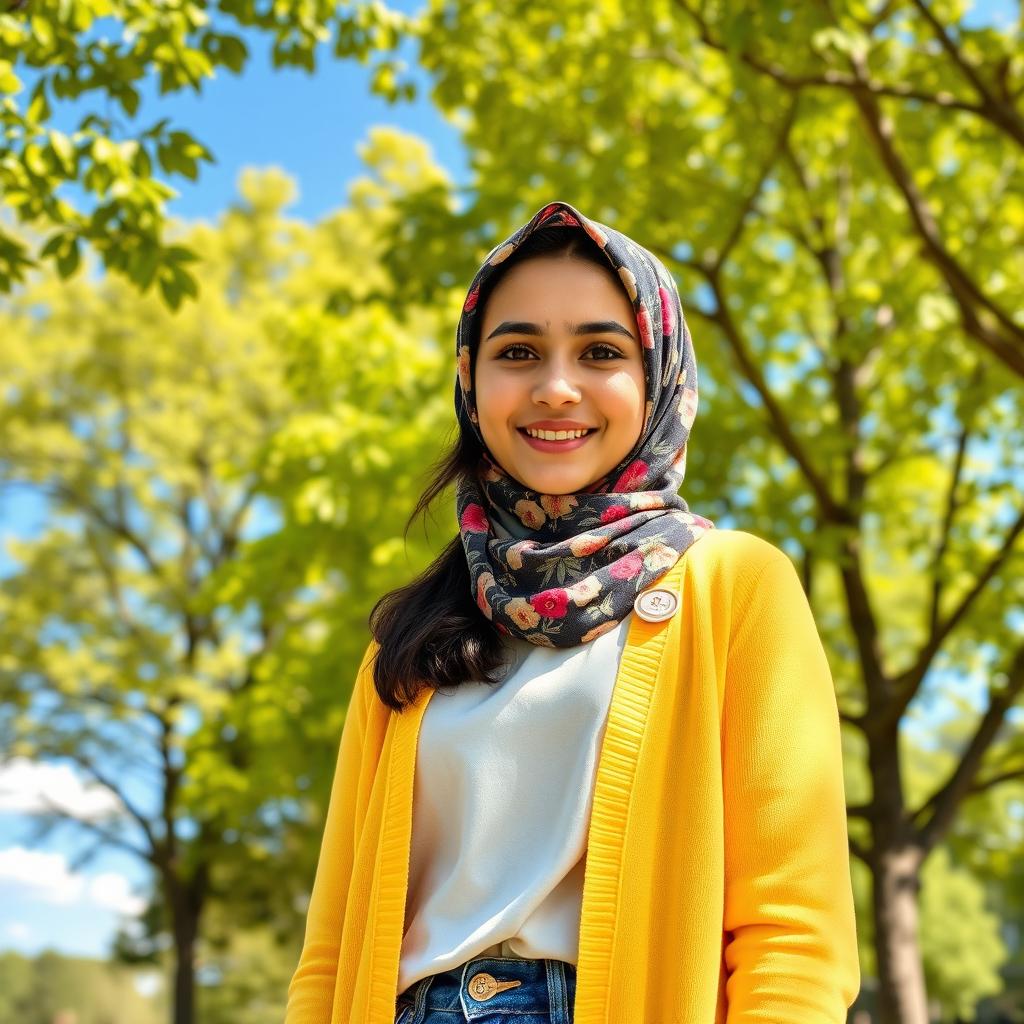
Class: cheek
603,368,646,416
474,366,515,425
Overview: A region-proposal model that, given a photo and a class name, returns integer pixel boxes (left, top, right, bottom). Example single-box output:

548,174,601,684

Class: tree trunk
869,721,930,1024
872,841,929,1023
166,869,206,1024
172,897,199,1024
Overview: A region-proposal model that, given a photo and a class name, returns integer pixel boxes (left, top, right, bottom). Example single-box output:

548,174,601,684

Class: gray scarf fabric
454,201,714,646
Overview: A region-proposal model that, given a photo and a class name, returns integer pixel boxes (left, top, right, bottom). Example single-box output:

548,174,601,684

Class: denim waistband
397,955,577,1023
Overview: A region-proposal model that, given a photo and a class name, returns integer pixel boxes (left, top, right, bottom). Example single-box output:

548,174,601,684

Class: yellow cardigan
285,529,860,1023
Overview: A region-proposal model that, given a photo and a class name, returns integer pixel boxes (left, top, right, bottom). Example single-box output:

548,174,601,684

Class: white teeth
524,428,590,440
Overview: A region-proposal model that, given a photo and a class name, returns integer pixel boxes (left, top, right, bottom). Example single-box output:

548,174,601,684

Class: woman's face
474,255,646,495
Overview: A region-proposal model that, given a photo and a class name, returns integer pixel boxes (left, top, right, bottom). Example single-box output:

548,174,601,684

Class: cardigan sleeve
285,638,378,1024
721,547,861,1022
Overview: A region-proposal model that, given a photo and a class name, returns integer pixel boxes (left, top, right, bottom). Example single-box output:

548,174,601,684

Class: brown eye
496,343,535,360
496,343,623,360
587,344,623,360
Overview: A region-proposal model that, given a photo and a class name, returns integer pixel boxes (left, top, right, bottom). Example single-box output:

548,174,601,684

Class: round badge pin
633,587,679,623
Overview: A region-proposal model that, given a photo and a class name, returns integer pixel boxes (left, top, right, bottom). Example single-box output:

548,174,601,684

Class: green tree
0,0,416,305
195,923,302,1024
0,151,454,1023
0,949,33,1021
0,948,163,1024
352,3,1024,1021
919,847,1007,1022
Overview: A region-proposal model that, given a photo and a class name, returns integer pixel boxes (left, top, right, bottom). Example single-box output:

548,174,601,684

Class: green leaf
220,35,248,74
119,86,140,118
40,232,67,258
166,245,200,264
50,130,76,174
27,81,51,124
92,136,117,166
23,142,49,177
0,61,21,95
158,273,182,309
55,236,80,278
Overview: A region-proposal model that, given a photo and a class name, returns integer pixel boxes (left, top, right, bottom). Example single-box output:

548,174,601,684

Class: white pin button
633,587,679,622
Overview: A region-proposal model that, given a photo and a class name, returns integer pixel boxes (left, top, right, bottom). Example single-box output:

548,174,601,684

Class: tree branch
890,502,1024,720
927,405,973,641
31,789,151,862
669,0,1024,378
912,643,1024,852
57,750,158,858
669,0,1024,145
709,96,800,275
849,833,871,864
907,0,1024,144
843,53,1024,377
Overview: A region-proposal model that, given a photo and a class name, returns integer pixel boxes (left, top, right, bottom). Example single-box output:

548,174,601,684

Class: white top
396,613,632,995
397,506,632,995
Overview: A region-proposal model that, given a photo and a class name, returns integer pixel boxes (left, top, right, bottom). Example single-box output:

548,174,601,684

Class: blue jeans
395,956,577,1023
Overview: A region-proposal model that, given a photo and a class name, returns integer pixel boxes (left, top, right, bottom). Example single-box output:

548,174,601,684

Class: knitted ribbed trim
367,553,689,1023
573,553,686,1023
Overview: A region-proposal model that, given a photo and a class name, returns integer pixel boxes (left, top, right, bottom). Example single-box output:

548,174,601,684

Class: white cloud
86,871,147,915
0,847,82,904
0,847,146,916
0,758,123,820
5,921,31,941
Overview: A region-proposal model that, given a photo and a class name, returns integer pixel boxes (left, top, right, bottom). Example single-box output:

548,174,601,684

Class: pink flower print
569,533,607,557
581,218,609,248
679,387,698,430
514,499,547,529
642,543,679,573
457,345,472,394
610,551,644,579
637,302,655,349
618,265,638,302
582,620,620,643
506,540,538,570
476,572,495,617
530,588,570,619
659,287,675,336
539,494,578,519
464,285,480,313
629,493,663,512
507,597,541,629
601,504,629,524
566,575,602,607
460,503,490,533
613,459,648,491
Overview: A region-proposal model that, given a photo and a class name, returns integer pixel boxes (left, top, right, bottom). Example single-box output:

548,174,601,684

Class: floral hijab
455,201,714,646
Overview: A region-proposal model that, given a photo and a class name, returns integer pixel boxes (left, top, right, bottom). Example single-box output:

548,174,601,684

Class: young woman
285,201,860,1023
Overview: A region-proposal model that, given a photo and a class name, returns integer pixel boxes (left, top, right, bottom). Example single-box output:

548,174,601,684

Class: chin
522,473,591,495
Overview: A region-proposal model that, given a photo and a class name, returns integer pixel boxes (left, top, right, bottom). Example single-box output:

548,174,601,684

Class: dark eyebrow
484,320,637,342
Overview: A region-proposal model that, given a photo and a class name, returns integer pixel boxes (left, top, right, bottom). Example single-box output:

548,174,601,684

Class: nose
531,364,583,405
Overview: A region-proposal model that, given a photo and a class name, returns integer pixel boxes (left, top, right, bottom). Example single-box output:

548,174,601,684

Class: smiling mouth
517,428,598,439
516,427,598,450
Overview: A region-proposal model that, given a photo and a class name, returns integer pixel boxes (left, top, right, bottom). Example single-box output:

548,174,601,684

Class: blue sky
0,0,1019,976
0,0,470,965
